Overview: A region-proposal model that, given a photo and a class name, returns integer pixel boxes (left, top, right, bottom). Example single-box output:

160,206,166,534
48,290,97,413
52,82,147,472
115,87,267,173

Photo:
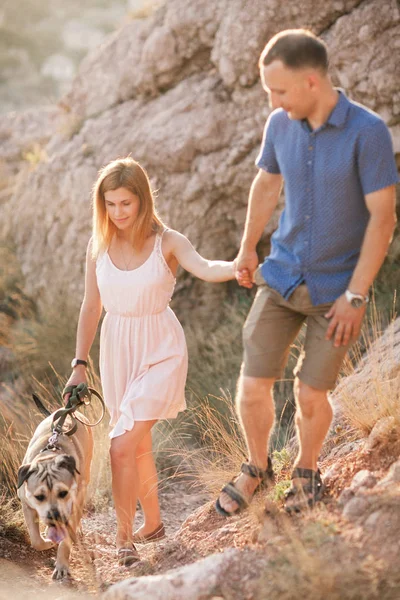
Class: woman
65,157,236,566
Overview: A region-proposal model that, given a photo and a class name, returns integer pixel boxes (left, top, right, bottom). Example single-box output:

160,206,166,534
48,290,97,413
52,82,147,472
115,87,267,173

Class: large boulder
1,0,399,322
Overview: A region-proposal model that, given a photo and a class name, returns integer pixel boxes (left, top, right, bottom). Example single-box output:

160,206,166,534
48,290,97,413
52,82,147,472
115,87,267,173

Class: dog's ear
55,454,81,476
17,464,33,489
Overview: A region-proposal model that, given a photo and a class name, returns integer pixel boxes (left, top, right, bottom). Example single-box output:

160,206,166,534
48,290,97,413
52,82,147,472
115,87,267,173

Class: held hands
325,294,366,347
234,249,258,289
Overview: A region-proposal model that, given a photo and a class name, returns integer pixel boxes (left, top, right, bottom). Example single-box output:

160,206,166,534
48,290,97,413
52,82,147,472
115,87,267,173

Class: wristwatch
345,289,369,308
71,358,88,369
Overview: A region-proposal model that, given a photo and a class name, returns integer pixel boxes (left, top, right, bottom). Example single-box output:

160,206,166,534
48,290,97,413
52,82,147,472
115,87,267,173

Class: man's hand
325,295,366,347
235,249,259,289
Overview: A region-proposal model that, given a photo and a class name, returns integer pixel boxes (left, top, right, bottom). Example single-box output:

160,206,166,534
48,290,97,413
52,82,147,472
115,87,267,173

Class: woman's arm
64,239,103,392
164,230,235,282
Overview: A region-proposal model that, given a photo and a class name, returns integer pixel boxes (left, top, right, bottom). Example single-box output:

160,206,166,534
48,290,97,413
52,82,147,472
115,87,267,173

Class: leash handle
73,388,106,428
58,383,106,430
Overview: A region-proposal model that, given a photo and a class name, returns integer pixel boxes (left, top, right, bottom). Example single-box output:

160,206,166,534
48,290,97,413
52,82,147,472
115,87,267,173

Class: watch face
351,297,364,308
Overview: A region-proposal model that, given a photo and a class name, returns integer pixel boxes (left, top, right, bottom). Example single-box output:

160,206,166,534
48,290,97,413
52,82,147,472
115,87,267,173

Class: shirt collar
326,89,350,128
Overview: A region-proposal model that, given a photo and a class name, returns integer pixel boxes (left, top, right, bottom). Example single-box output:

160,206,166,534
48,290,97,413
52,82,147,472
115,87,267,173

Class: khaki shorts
242,269,355,390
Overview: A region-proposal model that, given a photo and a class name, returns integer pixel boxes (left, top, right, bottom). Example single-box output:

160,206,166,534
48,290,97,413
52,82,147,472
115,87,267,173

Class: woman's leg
110,420,157,548
135,431,162,535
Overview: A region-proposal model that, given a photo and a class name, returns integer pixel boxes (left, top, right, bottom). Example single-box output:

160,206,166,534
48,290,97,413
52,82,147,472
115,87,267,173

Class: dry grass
160,391,294,505
254,514,399,600
22,142,48,168
127,0,165,20
334,293,400,438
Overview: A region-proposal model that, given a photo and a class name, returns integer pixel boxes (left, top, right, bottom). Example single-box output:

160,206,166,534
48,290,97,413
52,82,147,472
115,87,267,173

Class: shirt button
305,215,310,219
308,161,312,165
308,146,313,150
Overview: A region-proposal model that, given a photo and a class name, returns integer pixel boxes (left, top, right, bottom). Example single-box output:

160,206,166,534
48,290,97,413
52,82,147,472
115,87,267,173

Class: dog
17,400,94,580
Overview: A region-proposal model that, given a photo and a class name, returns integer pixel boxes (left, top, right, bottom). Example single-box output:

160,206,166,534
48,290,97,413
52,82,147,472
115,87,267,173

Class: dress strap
155,228,174,278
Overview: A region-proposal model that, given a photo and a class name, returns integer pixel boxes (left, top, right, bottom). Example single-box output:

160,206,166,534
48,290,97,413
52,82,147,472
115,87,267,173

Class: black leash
37,383,105,453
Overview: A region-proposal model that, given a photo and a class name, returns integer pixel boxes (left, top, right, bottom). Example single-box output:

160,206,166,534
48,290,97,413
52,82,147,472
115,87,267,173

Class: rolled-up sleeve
357,120,399,195
255,112,281,174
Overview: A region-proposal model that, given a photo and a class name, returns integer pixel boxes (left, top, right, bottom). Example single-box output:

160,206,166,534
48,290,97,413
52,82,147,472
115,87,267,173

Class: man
216,29,398,516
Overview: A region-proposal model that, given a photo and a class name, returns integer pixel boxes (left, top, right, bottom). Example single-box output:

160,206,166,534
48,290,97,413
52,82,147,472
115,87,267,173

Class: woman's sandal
215,457,275,517
132,522,166,544
117,544,140,567
284,467,325,513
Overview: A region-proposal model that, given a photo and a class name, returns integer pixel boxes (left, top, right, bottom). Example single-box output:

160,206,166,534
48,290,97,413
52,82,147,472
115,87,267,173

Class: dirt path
0,482,209,598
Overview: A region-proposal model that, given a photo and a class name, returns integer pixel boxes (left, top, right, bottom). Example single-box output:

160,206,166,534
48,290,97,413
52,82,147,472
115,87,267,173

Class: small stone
338,487,354,507
364,510,383,530
365,417,395,451
342,497,370,521
350,470,377,492
378,459,400,486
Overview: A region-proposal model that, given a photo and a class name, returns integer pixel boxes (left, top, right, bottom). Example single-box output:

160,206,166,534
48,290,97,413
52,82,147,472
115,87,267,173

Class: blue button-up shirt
256,91,399,305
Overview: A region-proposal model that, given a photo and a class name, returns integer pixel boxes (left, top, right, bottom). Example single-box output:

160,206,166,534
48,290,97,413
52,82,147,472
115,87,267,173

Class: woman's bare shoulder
162,229,186,248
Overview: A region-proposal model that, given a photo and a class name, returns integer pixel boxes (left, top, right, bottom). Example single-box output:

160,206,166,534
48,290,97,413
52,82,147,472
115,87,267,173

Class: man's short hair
259,29,329,73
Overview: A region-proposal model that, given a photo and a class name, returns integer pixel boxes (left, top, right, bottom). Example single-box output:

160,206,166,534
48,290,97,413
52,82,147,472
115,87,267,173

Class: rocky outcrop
1,0,399,322
103,548,261,600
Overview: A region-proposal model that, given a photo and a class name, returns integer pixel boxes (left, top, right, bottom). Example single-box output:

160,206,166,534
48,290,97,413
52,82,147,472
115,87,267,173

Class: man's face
261,60,317,121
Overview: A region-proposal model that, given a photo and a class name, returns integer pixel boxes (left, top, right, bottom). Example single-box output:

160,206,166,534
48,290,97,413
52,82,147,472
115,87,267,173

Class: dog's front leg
53,538,72,580
22,502,55,551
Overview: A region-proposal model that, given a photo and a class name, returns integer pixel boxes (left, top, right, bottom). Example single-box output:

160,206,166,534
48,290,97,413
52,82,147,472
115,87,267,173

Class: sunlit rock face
1,0,399,322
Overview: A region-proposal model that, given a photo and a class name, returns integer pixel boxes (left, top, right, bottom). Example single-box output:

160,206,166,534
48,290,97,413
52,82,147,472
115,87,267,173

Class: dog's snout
47,507,61,521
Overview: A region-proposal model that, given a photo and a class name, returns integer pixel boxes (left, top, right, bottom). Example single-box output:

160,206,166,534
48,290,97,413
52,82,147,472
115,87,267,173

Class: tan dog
17,410,93,580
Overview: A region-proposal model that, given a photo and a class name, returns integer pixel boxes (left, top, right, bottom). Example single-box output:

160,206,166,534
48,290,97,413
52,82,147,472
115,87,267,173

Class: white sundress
96,230,188,438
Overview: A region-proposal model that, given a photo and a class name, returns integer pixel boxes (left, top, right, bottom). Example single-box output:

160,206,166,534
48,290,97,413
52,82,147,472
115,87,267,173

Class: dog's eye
35,494,46,502
58,490,68,499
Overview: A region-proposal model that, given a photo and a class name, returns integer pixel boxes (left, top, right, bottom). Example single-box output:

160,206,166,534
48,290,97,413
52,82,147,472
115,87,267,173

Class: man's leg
294,378,333,470
284,379,332,509
284,292,354,508
217,374,275,514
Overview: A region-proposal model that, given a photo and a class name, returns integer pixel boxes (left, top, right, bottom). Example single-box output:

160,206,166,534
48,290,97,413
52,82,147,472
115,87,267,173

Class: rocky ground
1,424,400,600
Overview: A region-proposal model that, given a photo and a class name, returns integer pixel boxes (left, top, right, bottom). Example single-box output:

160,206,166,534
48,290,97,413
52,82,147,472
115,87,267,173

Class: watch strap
71,358,88,368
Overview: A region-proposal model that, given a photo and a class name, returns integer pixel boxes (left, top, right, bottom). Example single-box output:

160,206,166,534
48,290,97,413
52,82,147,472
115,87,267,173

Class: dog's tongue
47,525,66,543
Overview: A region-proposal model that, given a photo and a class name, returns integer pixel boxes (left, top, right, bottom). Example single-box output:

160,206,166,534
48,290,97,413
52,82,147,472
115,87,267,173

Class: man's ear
55,454,80,476
17,464,33,489
307,72,320,92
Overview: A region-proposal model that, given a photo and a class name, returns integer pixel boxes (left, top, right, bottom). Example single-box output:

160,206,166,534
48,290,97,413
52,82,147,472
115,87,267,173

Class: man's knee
236,373,275,410
294,378,331,418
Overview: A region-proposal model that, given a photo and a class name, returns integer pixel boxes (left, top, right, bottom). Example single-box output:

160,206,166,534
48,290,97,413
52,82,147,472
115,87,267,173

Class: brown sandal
117,544,140,566
215,457,275,517
284,468,325,513
132,522,165,544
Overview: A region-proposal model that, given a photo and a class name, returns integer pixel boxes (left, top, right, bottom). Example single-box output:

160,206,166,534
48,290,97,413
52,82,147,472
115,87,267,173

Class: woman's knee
110,422,155,464
110,439,132,465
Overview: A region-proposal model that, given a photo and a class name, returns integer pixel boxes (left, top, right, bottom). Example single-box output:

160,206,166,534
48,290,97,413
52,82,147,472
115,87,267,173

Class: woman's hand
63,366,87,404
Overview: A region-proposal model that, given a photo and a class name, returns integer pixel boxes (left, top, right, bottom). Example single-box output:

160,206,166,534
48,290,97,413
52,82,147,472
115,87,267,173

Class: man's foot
133,522,165,544
216,459,275,517
284,467,324,513
117,545,140,567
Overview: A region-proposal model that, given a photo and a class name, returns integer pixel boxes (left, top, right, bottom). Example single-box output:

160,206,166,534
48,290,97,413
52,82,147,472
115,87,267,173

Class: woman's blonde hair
91,157,165,258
